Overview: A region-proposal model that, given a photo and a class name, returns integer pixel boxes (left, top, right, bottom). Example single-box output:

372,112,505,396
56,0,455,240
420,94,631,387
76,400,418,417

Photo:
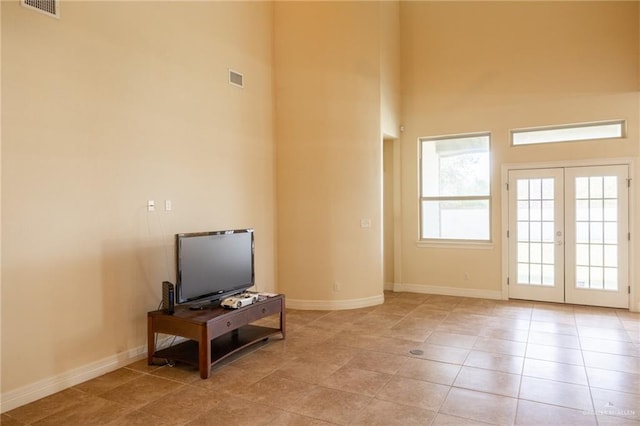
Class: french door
507,165,629,308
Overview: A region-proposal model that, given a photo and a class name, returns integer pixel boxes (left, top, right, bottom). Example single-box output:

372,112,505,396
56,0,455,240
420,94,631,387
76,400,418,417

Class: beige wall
274,1,385,306
380,0,401,139
400,1,639,307
2,1,275,397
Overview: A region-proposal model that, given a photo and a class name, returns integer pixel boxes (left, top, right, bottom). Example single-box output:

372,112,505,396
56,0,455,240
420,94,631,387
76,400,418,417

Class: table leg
280,297,286,339
147,316,155,365
199,327,211,379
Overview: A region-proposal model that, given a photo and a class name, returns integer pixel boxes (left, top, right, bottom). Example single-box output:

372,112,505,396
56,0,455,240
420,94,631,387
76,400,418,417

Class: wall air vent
229,69,244,88
21,0,60,18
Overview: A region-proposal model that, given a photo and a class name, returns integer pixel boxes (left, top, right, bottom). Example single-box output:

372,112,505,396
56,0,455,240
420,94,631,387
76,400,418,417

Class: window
511,120,625,146
420,133,491,241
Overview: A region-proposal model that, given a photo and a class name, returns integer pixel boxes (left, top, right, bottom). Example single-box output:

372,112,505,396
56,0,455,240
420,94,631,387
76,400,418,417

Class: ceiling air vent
229,69,244,88
21,0,60,18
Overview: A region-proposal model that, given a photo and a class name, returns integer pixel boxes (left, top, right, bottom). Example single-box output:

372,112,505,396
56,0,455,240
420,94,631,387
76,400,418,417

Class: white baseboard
393,283,640,311
393,282,502,300
285,285,501,311
0,335,179,413
286,294,384,310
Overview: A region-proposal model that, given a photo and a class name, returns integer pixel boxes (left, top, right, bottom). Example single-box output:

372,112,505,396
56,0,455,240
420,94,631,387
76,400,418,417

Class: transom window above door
419,133,491,242
511,120,626,146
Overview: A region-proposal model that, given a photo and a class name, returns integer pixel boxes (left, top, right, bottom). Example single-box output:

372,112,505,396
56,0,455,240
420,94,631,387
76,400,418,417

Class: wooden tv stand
147,294,285,379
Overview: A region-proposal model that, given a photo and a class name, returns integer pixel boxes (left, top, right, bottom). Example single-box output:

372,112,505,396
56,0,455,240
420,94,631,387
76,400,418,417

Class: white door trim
501,157,636,311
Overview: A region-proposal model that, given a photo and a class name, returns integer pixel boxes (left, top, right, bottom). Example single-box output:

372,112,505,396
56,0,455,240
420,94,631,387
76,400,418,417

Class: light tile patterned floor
3,292,639,425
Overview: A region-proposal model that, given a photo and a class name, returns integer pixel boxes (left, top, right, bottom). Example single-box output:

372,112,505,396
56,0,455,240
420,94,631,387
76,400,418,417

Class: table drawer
246,298,281,323
208,311,247,337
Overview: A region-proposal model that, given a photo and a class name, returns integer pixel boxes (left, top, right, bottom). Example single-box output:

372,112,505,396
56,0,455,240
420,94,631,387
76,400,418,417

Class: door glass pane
603,199,617,221
604,268,618,290
604,223,617,244
542,243,554,264
590,245,603,267
518,201,530,220
603,176,617,198
530,223,542,242
590,177,603,198
576,177,589,198
576,266,589,288
530,179,542,199
517,180,529,200
517,222,529,241
518,243,529,263
542,222,554,242
576,244,589,265
576,222,589,243
530,243,542,263
573,174,619,291
590,223,603,243
530,200,541,221
518,263,529,283
603,245,617,267
542,200,554,221
590,200,603,221
590,267,604,289
516,178,555,287
530,264,542,285
542,179,554,199
542,265,554,285
576,200,589,221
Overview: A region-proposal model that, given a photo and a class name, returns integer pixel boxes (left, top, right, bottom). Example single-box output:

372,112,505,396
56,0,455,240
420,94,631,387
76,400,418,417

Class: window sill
416,240,495,250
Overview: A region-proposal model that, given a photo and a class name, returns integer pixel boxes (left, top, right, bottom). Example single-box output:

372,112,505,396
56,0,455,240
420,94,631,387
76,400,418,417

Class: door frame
501,157,636,310
383,136,402,292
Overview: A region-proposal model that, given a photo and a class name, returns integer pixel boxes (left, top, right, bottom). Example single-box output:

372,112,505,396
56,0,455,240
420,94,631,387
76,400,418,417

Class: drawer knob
226,321,231,327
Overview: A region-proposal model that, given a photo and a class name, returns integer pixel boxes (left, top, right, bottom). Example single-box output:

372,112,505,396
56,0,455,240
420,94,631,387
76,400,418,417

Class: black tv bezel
175,228,255,306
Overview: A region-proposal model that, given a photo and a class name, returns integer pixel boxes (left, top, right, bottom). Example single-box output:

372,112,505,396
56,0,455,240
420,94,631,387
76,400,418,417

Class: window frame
511,120,626,146
419,132,493,245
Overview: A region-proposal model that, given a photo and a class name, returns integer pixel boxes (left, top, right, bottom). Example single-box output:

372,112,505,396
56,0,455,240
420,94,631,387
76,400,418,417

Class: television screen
176,229,254,305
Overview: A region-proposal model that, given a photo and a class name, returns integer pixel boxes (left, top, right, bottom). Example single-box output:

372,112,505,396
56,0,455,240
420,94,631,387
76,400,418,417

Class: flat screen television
176,229,254,307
